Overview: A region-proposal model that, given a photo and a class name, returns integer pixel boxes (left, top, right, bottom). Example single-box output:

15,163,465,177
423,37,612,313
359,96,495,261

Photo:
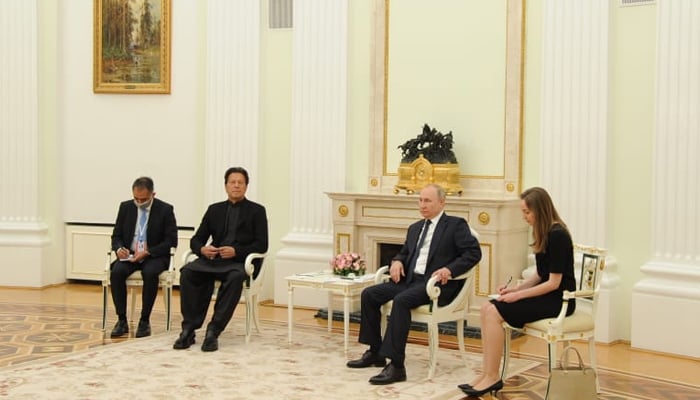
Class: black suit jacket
111,198,178,259
190,198,269,266
393,213,481,302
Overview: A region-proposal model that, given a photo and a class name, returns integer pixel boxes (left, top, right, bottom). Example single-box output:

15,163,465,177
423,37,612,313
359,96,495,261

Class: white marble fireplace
326,192,529,326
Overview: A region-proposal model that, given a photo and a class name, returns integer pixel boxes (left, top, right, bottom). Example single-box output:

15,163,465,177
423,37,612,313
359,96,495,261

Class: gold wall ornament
393,154,463,195
338,205,349,217
478,212,491,225
506,182,515,192
370,177,379,187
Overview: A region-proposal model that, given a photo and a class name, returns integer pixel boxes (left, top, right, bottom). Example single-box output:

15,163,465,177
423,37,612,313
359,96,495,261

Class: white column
203,0,262,204
632,0,700,358
0,1,49,286
539,0,622,342
274,0,349,307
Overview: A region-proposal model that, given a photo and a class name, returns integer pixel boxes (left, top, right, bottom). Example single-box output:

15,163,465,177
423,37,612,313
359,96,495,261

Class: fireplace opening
378,243,404,269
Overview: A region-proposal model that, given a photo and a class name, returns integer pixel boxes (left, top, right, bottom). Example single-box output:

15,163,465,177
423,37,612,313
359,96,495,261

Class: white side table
285,272,375,353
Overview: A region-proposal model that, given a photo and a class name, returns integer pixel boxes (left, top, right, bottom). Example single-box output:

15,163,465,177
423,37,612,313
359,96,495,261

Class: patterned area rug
0,320,536,399
2,302,699,399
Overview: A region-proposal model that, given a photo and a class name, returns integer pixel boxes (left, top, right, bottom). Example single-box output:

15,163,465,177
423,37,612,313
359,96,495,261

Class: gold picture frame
93,0,171,94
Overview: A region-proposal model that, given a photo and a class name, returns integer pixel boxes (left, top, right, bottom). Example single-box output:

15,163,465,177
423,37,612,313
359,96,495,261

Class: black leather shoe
201,331,219,352
369,364,407,385
173,331,195,350
346,350,387,368
461,380,504,397
110,320,129,337
135,320,151,338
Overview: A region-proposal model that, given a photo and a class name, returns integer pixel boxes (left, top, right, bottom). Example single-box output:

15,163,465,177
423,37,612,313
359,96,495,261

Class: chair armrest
102,249,114,285
564,289,594,299
244,252,266,277
548,289,594,330
424,270,471,300
167,247,176,271
104,249,113,272
375,265,390,284
182,249,197,265
426,276,441,299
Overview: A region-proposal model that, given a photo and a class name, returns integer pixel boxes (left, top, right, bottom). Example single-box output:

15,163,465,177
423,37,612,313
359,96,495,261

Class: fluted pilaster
540,0,609,247
204,0,261,203
538,0,622,342
274,0,349,307
287,0,348,236
0,1,40,226
632,0,700,358
0,1,49,287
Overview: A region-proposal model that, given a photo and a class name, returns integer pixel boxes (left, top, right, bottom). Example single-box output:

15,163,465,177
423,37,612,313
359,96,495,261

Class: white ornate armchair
101,247,176,337
181,250,267,343
500,244,607,391
375,265,475,379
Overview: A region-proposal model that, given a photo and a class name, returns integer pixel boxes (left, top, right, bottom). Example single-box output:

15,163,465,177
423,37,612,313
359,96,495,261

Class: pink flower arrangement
330,252,366,276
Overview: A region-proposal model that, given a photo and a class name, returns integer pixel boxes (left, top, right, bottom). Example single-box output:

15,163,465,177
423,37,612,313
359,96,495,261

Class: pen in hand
499,276,513,293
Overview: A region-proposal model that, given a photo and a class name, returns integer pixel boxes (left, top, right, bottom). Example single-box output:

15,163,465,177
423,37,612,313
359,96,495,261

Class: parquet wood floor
1,282,698,399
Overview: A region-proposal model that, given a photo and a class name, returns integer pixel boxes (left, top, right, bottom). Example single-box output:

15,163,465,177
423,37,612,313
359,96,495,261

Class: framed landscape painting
93,0,171,94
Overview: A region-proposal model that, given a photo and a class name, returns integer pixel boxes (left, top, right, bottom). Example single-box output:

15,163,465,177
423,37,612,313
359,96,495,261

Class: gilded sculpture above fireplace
393,124,463,195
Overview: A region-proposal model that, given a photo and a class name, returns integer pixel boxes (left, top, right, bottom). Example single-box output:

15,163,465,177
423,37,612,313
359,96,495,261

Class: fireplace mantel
326,192,529,325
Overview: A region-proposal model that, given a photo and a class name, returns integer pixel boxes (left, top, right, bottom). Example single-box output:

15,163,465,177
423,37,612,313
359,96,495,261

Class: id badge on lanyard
137,214,147,252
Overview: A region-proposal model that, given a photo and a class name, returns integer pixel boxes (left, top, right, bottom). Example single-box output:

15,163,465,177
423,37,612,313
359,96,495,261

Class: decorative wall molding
0,222,49,247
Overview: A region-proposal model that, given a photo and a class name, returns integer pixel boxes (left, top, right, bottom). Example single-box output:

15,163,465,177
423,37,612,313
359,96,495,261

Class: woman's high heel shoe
460,380,504,397
457,383,473,390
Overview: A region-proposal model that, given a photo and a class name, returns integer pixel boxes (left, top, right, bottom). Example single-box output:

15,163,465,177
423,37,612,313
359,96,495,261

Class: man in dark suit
347,184,481,384
110,176,178,338
173,167,269,352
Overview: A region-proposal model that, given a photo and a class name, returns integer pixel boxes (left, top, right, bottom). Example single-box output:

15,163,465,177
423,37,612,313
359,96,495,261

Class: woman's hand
496,291,521,303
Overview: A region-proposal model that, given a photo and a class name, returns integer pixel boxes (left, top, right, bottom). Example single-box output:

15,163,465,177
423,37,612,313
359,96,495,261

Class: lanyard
137,209,149,243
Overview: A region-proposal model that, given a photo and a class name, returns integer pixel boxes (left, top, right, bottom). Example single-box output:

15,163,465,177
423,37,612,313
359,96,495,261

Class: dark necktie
408,219,431,272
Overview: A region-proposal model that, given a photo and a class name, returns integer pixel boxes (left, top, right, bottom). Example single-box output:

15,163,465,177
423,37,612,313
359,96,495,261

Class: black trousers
357,275,430,364
110,257,168,321
178,263,247,335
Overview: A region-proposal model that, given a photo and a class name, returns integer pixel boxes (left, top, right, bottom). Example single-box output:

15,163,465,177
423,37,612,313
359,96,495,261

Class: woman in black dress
458,187,575,397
